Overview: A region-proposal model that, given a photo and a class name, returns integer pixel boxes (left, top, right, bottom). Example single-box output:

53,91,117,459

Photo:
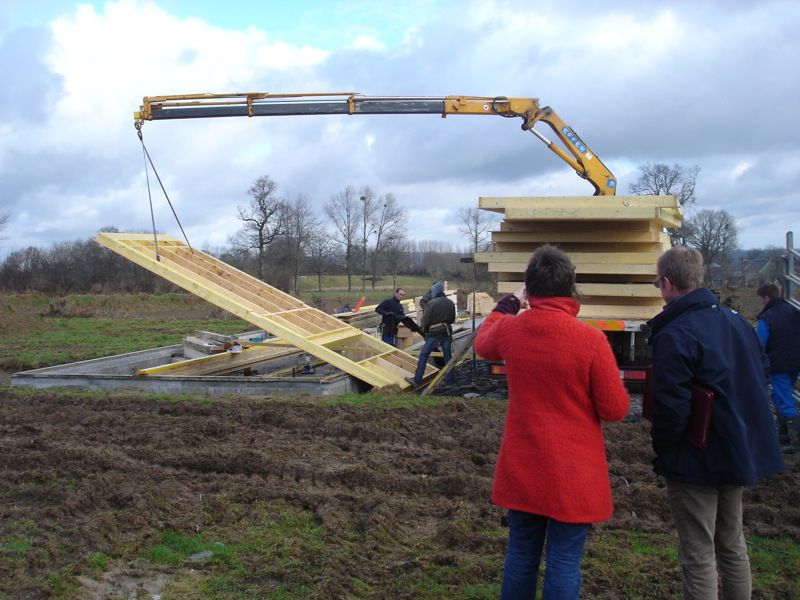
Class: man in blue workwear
756,283,800,452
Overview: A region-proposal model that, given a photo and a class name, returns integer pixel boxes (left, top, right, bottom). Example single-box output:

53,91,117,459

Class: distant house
708,262,724,287
741,258,771,286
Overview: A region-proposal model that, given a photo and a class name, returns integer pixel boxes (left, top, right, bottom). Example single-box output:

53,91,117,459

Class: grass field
0,293,249,370
0,281,444,370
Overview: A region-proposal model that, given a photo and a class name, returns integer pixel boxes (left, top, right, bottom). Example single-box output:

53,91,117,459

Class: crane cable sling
135,124,194,259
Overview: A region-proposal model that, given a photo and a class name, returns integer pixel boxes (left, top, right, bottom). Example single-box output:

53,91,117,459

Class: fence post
786,231,799,309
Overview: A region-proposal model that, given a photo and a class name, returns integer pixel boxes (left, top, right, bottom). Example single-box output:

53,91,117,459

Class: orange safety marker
353,296,366,313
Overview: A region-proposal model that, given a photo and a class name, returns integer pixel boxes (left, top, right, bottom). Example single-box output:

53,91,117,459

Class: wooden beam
501,206,682,227
475,251,662,265
479,194,679,213
487,262,657,275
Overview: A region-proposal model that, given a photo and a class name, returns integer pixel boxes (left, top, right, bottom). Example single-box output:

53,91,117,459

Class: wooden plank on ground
138,344,302,376
97,233,427,389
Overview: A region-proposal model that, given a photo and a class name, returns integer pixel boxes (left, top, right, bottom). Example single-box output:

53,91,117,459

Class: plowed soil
1,388,798,599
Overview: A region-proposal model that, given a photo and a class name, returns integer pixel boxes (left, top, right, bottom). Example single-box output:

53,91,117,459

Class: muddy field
1,388,799,599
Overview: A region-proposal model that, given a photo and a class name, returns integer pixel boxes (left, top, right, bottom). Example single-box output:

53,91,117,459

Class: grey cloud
0,25,62,123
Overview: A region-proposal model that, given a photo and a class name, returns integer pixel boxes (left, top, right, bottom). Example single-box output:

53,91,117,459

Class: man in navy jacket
756,283,800,451
648,246,783,599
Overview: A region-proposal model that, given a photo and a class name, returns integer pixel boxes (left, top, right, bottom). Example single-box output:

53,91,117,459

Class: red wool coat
475,296,630,523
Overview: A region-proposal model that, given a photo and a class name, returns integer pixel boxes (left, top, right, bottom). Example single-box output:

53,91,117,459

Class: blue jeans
771,371,799,417
381,332,397,347
413,332,452,384
501,509,590,600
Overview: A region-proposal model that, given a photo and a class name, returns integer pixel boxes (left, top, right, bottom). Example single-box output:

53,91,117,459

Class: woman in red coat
475,245,629,599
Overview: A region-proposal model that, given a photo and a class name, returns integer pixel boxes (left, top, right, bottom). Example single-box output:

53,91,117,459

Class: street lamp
460,256,477,369
360,196,368,292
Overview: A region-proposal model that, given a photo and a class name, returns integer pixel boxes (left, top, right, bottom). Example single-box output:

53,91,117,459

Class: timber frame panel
97,233,434,389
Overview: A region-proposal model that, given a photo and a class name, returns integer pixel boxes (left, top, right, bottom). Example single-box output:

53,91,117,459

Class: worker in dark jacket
756,283,800,451
375,288,421,346
406,281,455,386
648,246,783,599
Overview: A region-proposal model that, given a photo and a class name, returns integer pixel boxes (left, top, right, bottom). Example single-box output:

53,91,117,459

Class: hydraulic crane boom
135,92,616,196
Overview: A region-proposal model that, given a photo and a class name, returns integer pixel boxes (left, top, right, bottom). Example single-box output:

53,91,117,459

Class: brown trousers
666,479,751,600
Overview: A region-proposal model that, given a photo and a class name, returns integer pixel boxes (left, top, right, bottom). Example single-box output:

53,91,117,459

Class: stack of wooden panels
474,195,680,321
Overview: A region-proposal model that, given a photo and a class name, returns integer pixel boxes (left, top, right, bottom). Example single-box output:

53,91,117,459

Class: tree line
0,165,775,295
0,178,494,294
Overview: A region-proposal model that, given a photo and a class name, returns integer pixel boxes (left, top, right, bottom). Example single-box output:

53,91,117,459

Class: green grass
0,291,221,317
0,536,31,554
0,316,250,369
145,532,234,566
88,552,111,573
748,535,800,593
154,500,328,598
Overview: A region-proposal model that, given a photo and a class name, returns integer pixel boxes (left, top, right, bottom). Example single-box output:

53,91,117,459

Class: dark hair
656,246,704,291
757,283,780,300
524,245,575,298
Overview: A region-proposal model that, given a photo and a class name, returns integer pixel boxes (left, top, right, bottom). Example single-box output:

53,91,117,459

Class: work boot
777,414,790,446
781,417,800,454
404,376,418,388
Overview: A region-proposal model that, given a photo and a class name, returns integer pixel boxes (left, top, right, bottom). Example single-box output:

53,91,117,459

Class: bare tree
284,194,321,295
370,192,406,290
458,206,498,253
383,236,410,290
629,163,700,207
684,209,739,281
230,175,287,281
358,186,378,292
324,186,360,292
307,231,334,292
0,213,8,246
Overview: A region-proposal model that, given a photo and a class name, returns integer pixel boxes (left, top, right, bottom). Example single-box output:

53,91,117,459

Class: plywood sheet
97,233,435,389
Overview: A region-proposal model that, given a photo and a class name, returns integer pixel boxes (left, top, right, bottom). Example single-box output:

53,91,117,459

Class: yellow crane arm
135,93,616,196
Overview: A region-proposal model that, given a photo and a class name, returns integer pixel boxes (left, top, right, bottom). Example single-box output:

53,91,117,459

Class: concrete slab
11,340,368,397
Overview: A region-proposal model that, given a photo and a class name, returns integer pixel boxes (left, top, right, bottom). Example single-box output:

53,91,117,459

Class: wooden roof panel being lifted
97,233,433,389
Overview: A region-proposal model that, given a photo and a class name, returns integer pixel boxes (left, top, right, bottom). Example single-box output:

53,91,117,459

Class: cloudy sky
1,0,798,258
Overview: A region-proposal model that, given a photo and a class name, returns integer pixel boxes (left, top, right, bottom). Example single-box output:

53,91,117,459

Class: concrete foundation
11,337,369,397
